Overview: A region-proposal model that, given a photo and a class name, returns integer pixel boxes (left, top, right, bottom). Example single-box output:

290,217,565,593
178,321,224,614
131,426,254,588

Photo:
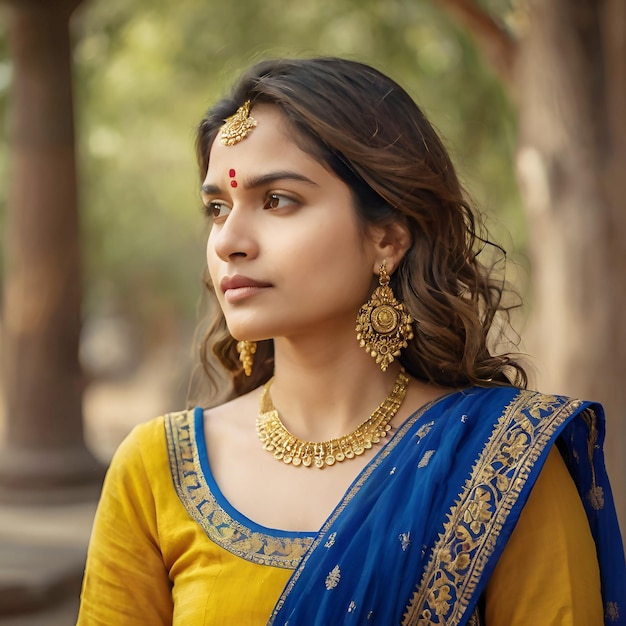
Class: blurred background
0,0,526,455
0,0,623,622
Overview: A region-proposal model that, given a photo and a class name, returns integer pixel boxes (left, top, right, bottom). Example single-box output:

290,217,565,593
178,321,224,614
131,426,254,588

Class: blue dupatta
268,387,626,626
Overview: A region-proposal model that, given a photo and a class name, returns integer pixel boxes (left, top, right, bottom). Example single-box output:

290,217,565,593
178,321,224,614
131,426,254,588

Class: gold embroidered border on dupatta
401,391,586,626
164,409,312,569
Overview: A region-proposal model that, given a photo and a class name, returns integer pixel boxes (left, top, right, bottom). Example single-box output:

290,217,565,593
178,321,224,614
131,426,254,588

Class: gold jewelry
257,368,410,469
220,100,257,146
356,261,414,371
237,340,257,376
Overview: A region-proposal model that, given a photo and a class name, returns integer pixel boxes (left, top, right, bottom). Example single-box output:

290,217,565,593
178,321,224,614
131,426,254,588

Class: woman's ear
368,219,412,274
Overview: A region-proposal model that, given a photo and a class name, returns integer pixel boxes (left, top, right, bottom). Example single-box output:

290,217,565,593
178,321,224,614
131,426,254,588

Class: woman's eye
205,201,231,220
264,193,294,210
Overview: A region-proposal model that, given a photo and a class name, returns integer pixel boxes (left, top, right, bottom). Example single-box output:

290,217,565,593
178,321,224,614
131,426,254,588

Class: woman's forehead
205,105,322,180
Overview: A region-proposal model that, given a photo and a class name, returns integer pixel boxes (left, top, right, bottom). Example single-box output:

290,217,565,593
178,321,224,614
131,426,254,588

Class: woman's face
203,105,380,343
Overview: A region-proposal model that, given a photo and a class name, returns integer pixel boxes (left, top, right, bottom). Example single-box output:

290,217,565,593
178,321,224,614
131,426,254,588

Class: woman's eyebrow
201,170,318,196
201,183,223,196
245,171,319,189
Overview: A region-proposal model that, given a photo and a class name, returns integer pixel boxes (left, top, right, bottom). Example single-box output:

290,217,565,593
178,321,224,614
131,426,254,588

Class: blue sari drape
268,387,626,626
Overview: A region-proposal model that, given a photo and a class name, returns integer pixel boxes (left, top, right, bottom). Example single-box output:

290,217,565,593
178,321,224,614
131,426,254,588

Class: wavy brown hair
192,57,527,405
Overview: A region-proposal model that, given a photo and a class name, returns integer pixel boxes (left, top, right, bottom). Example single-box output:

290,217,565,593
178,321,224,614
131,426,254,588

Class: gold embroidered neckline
257,369,410,469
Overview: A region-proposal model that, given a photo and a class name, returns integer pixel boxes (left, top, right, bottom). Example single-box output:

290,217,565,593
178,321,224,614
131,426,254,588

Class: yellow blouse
77,415,603,625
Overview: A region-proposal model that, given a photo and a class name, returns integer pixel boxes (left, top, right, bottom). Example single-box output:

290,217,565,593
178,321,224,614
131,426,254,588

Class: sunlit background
5,0,625,621
1,0,525,460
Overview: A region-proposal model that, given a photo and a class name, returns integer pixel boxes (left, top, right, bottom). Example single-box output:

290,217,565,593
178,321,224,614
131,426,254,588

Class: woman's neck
267,334,406,441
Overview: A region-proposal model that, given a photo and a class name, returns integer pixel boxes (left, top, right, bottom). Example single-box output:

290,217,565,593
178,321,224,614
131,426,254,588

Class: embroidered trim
466,606,484,626
579,408,605,511
165,410,312,569
401,391,584,626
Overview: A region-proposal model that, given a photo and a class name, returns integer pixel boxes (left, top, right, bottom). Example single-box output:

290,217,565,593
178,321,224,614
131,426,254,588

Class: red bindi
229,168,238,187
230,180,238,188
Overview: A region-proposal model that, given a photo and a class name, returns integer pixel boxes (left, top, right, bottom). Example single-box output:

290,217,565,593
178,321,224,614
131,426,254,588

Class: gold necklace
257,368,410,469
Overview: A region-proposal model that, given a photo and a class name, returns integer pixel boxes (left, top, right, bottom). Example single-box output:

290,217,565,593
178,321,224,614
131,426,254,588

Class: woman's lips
220,275,272,303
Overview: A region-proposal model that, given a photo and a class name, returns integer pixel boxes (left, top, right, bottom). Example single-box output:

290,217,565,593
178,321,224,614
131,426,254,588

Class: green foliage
1,0,525,328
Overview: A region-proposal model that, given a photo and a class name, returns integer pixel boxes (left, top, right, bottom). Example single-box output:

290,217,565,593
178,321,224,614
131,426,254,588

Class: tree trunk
433,0,626,532
0,0,103,499
516,0,626,532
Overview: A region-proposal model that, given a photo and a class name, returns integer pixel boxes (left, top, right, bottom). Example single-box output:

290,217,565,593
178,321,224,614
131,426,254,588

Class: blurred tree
0,0,102,497
0,13,8,287
433,0,626,529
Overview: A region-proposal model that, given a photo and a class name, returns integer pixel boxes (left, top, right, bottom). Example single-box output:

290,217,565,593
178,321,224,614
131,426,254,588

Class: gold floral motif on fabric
165,410,312,569
606,601,620,622
418,450,436,469
325,565,341,590
401,391,587,626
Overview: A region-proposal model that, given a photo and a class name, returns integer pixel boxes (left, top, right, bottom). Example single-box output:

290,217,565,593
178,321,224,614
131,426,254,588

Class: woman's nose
210,207,259,262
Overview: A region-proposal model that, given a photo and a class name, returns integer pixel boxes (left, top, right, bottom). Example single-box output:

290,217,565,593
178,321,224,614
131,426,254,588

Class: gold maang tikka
220,100,257,146
237,340,257,376
356,261,414,371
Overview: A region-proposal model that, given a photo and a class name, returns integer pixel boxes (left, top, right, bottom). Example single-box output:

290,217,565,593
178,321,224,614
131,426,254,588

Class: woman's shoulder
456,384,596,409
112,409,195,469
434,385,601,439
118,413,166,449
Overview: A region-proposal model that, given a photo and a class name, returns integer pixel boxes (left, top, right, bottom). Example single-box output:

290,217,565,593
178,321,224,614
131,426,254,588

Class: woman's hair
193,57,527,404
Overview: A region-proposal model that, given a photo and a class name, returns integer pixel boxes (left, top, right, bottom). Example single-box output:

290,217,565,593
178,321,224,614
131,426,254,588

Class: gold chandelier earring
356,261,414,371
237,340,257,376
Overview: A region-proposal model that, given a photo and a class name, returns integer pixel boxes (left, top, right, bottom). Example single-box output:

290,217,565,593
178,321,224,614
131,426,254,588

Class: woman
77,58,625,625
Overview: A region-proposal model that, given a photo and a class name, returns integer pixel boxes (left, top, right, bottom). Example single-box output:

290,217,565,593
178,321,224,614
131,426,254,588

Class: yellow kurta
77,413,603,625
